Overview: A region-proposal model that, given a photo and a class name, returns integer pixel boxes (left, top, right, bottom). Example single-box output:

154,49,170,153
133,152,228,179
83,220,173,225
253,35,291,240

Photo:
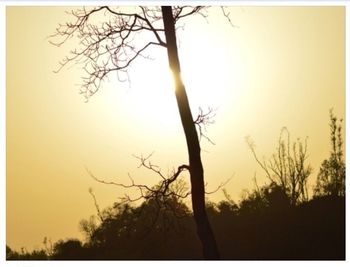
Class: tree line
6,110,345,260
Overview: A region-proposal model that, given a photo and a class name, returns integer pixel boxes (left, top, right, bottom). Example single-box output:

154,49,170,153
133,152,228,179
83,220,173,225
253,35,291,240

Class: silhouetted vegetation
247,128,311,207
7,111,345,260
6,245,47,260
7,191,344,260
314,110,345,197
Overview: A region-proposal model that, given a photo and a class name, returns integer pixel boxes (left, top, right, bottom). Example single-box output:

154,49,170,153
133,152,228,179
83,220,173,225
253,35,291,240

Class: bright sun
118,55,178,129
102,42,235,132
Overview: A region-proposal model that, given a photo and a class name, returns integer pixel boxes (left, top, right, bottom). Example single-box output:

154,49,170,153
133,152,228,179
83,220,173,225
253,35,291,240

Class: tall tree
51,6,219,259
161,6,219,259
314,110,345,197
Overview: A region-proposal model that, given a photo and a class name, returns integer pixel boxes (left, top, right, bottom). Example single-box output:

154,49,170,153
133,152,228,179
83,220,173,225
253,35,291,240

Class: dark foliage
80,196,202,259
209,187,345,260
51,239,87,260
7,189,345,260
6,245,47,260
314,110,345,197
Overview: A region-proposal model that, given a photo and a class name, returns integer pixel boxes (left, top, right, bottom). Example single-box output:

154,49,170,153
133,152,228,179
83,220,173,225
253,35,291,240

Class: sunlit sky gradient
6,6,345,251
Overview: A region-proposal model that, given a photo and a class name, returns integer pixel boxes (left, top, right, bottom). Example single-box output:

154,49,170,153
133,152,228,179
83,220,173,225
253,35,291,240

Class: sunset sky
6,6,345,251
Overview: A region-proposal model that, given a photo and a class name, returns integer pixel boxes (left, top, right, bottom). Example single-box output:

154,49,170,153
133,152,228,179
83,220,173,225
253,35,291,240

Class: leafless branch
85,151,229,218
50,6,208,100
173,6,206,21
246,128,311,206
246,136,275,184
85,154,190,205
205,178,231,194
221,7,238,28
194,107,216,145
88,187,104,222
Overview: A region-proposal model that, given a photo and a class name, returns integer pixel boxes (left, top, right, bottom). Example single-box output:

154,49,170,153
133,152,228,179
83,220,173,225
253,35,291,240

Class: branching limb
205,178,231,194
50,6,213,100
50,6,168,99
246,129,311,206
246,136,275,184
85,155,190,205
88,188,104,222
173,6,206,21
86,152,229,217
194,107,216,145
221,7,238,28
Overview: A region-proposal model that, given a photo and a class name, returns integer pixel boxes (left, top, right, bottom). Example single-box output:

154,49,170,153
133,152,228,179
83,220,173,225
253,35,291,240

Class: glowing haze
6,6,344,251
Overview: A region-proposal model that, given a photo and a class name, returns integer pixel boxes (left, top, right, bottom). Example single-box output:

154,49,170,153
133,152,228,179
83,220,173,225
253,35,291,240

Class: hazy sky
6,6,345,251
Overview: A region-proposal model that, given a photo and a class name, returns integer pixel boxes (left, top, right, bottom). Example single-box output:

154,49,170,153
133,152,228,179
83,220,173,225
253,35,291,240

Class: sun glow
120,55,180,129
124,45,236,126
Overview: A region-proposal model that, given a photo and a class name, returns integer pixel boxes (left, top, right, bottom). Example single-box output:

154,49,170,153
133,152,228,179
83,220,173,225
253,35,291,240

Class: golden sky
6,6,345,251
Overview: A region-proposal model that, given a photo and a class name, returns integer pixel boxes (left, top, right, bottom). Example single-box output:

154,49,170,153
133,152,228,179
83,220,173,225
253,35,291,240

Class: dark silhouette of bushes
75,196,202,259
51,239,87,260
207,185,345,259
7,190,344,260
6,245,47,260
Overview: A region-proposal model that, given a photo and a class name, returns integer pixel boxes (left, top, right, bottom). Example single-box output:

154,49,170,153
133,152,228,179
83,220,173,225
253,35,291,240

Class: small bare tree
51,6,222,259
246,128,312,206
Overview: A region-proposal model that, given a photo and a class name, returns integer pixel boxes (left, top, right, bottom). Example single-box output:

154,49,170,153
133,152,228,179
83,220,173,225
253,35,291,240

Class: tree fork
161,6,220,259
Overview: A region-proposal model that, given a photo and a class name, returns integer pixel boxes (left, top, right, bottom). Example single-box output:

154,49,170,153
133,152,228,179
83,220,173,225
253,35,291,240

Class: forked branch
194,107,216,145
50,6,207,100
86,153,229,208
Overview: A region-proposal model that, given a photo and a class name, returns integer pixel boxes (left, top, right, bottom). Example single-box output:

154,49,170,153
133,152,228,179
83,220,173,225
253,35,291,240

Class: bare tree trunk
161,6,220,260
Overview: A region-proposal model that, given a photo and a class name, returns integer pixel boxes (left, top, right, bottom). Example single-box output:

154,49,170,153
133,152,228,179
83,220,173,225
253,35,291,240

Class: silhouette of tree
50,6,222,258
77,192,201,259
216,189,239,216
239,183,290,215
79,215,99,243
51,239,87,260
314,110,345,197
246,128,312,206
